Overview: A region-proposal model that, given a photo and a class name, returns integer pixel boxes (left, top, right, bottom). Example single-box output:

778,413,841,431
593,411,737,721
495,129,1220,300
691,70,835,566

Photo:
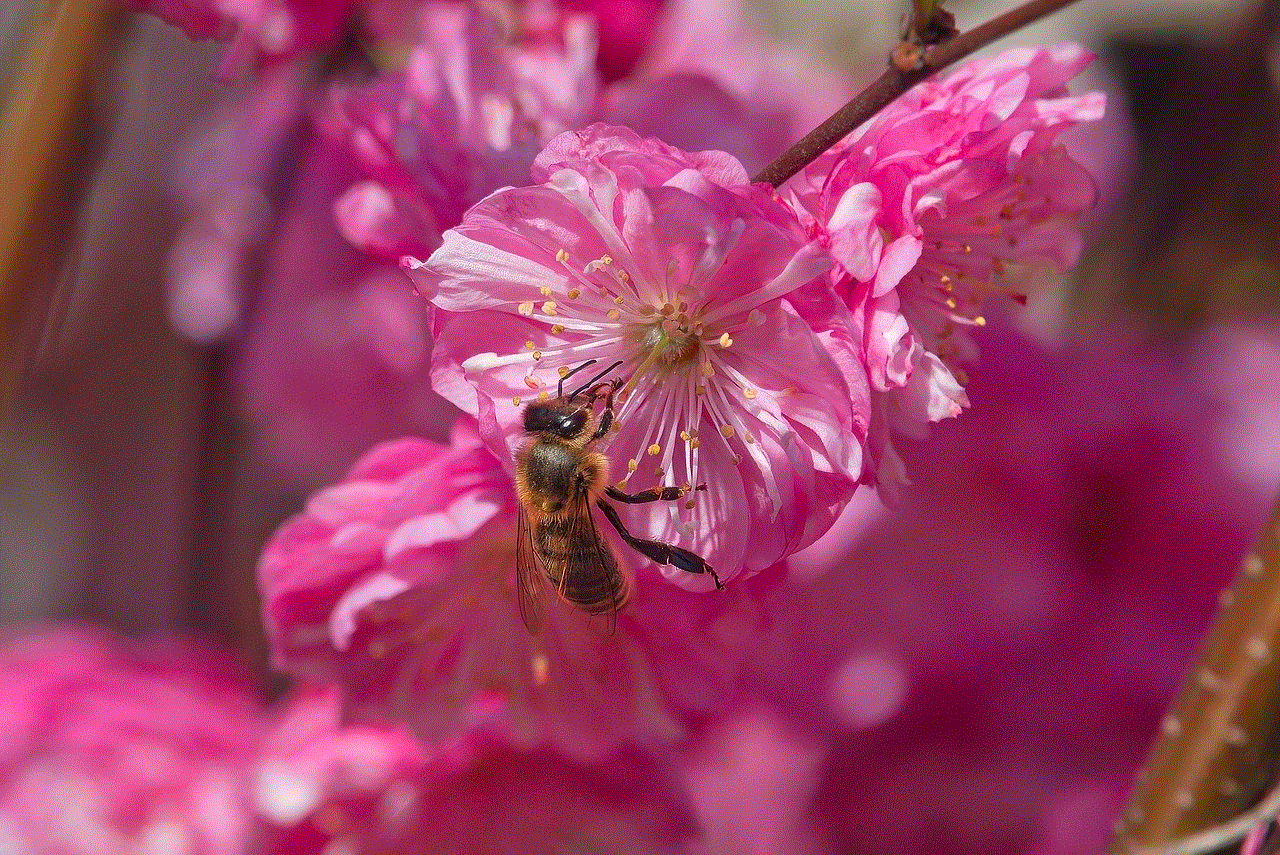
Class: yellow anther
532,350,543,360
540,286,552,297
566,288,580,299
524,340,536,350
550,324,565,334
720,424,734,438
743,388,757,400
718,332,732,348
518,301,534,316
541,301,558,316
555,248,569,263
627,458,638,472
606,309,621,321
647,443,661,456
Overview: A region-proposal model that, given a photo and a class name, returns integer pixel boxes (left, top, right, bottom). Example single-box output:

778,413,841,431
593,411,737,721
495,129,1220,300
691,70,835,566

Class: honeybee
514,359,722,633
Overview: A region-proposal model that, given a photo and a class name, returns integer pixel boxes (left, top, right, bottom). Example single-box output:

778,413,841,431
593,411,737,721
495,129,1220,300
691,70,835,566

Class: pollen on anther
537,391,551,401
532,350,543,360
647,443,662,456
541,301,558,315
550,324,565,334
718,332,733,348
945,298,958,310
720,424,735,438
743,431,756,444
566,288,581,299
539,286,552,297
743,388,758,400
555,248,569,263
619,270,630,282
627,459,638,472
524,340,536,350
974,316,987,327
614,296,626,305
684,499,695,510
606,309,621,321
601,255,613,265
557,366,570,378
690,438,701,449
518,301,534,315
512,396,522,406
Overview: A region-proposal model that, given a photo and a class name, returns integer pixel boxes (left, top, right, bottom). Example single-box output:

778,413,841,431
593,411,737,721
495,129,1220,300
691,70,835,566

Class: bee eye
559,411,588,435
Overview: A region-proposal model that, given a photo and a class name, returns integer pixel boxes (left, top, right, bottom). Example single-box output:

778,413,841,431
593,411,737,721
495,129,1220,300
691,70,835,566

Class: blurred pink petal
0,626,265,855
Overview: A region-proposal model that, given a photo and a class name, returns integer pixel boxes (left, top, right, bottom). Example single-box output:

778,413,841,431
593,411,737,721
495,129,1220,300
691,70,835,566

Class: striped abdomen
533,513,630,614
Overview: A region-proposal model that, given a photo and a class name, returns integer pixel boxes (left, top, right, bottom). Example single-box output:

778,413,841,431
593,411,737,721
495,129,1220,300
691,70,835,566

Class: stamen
518,301,534,315
555,248,569,263
647,443,662,456
718,332,733,348
541,301,558,316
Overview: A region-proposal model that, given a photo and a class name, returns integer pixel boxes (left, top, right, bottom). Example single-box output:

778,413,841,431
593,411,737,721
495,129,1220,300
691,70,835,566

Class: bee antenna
556,359,598,398
568,359,624,401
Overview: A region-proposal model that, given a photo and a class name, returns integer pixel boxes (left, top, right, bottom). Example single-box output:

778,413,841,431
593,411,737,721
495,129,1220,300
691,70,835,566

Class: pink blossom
0,625,265,855
253,686,696,854
121,0,355,75
405,124,866,583
787,44,1105,498
259,421,775,760
327,1,599,262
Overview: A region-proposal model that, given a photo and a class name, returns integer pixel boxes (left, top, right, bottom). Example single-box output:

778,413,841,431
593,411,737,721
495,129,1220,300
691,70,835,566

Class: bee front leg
596,499,723,589
590,378,623,440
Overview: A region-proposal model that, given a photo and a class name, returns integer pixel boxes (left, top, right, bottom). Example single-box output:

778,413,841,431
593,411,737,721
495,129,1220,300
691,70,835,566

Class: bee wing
516,505,546,635
567,485,625,634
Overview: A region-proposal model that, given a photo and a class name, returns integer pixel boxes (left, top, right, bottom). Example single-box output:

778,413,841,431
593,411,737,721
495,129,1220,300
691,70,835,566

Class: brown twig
1110,495,1280,853
0,0,119,403
752,0,1083,187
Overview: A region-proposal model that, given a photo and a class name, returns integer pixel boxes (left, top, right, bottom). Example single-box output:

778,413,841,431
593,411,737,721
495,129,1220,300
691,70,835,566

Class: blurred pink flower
169,67,304,344
710,325,1280,855
121,0,355,75
238,132,458,483
787,44,1105,499
405,124,865,584
0,626,265,855
327,1,599,263
253,685,697,854
259,422,774,760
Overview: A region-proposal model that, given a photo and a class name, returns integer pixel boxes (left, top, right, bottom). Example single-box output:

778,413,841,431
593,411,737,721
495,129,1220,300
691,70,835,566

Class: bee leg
590,378,623,440
596,500,723,589
605,484,705,504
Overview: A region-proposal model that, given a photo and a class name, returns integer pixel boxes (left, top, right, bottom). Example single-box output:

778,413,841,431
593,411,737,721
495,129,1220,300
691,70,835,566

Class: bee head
523,400,590,440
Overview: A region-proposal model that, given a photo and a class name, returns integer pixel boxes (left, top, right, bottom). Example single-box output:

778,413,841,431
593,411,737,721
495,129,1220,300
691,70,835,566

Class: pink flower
253,686,697,854
259,422,775,760
405,124,866,583
120,0,355,75
787,44,1105,498
0,626,265,855
328,1,599,262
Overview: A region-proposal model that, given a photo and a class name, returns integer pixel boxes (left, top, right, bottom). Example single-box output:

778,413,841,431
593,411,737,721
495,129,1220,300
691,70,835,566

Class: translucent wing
516,505,546,635
565,485,625,634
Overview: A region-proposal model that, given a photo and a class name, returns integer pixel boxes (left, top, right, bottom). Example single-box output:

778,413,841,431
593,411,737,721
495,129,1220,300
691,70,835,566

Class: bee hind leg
596,499,723,589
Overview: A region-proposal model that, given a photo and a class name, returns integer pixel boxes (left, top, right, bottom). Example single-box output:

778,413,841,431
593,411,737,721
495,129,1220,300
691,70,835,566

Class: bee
514,359,722,634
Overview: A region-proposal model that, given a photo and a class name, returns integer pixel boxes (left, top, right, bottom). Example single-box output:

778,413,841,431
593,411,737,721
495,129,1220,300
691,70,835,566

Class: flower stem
1109,495,1280,853
751,0,1084,188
